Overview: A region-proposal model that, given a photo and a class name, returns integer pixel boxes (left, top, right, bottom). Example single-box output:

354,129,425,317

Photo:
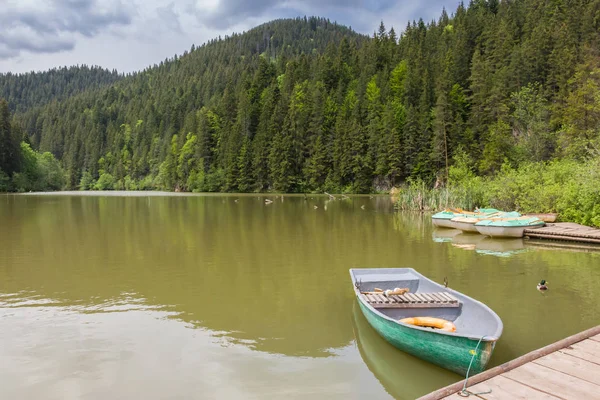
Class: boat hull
432,218,457,229
475,225,527,238
450,220,479,233
523,213,557,223
357,299,495,376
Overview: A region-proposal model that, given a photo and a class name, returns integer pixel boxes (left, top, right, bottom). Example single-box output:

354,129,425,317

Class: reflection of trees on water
0,195,398,358
1,195,599,364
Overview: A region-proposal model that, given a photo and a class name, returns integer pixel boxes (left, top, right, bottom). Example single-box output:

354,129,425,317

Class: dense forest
1,2,600,197
0,99,65,192
0,66,122,114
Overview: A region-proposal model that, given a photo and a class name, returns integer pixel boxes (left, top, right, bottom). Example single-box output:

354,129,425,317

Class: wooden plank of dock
419,325,600,400
525,223,600,244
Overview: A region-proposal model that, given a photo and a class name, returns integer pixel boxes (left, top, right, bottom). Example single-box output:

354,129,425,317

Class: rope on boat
458,336,492,397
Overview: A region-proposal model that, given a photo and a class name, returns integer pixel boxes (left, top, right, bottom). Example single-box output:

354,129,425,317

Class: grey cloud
0,47,19,60
189,0,444,30
0,0,133,60
2,35,74,54
157,2,183,34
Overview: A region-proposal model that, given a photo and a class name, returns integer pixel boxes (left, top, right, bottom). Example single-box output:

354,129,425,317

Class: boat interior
351,268,502,339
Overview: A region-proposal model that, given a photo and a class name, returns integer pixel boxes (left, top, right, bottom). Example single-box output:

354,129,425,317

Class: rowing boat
450,212,521,233
432,208,499,229
350,268,503,376
522,213,558,223
475,216,545,238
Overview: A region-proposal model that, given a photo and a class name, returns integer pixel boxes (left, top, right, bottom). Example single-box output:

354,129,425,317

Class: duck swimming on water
537,280,548,291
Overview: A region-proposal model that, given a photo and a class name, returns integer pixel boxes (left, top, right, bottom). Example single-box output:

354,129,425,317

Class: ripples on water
1,193,599,399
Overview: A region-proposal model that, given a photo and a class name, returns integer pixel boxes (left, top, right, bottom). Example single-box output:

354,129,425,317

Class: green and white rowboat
475,216,545,238
432,208,500,229
350,268,503,376
450,211,521,233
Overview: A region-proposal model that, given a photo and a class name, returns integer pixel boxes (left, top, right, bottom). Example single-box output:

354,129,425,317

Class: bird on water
537,280,548,291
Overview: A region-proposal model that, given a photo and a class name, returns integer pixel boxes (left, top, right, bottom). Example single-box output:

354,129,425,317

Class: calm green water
1,193,599,399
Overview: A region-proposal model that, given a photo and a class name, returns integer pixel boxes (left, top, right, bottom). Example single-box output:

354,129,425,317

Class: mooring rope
458,336,492,397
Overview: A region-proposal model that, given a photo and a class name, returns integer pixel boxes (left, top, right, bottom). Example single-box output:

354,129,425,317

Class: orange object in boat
400,317,456,332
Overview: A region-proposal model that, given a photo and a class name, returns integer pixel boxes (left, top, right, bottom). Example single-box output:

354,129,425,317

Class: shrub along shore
393,156,600,228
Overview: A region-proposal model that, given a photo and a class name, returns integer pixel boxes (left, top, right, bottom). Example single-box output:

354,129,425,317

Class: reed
392,180,483,212
393,157,600,228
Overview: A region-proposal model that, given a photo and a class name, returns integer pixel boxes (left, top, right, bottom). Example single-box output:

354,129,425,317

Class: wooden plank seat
362,292,460,308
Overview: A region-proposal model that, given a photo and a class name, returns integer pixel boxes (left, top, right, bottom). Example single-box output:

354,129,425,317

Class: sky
0,0,462,74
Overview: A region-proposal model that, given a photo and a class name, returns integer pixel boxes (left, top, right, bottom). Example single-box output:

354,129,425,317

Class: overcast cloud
0,0,461,74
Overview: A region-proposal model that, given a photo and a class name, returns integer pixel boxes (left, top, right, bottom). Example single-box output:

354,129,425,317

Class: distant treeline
0,66,122,114
3,2,600,194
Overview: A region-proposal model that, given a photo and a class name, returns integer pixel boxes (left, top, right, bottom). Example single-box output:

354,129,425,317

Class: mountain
0,66,122,114
5,3,600,193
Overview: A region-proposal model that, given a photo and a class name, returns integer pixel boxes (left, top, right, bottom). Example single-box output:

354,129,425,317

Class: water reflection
433,229,528,257
0,194,404,359
1,195,600,399
352,302,459,400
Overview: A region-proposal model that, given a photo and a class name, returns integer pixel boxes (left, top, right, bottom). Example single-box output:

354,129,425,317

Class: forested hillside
7,2,600,193
0,66,122,114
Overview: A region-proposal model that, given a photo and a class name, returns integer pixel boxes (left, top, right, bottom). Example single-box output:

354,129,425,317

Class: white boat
450,212,521,233
475,217,545,238
432,208,499,229
449,216,482,233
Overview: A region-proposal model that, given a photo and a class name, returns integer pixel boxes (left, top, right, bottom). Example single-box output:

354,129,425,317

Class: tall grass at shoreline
393,157,600,228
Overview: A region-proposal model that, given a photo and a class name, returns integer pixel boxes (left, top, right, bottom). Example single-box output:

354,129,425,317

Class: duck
537,280,548,291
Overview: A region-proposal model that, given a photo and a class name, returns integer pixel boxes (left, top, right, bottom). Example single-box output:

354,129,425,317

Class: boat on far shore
432,208,500,229
523,213,558,223
475,217,545,238
450,211,521,233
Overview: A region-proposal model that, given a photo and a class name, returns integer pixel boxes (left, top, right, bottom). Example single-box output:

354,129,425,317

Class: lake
1,193,599,399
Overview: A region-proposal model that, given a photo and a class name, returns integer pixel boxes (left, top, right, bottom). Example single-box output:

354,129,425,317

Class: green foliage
79,170,94,190
510,83,553,162
558,60,600,159
479,120,514,174
0,169,10,192
11,142,65,192
397,157,600,228
0,66,121,113
3,5,600,194
94,173,116,190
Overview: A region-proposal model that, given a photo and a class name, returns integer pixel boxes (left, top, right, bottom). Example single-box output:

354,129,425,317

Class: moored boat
349,268,503,376
448,216,481,232
450,211,521,233
432,208,499,229
523,213,558,223
475,216,545,238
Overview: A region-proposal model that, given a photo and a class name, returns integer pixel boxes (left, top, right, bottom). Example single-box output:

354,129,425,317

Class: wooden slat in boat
429,293,447,303
365,292,460,309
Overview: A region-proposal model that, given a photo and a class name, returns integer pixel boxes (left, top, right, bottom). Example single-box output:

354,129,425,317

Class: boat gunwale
350,268,503,342
475,223,544,228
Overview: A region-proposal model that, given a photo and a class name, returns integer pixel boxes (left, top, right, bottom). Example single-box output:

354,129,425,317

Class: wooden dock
525,223,600,244
419,325,600,400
